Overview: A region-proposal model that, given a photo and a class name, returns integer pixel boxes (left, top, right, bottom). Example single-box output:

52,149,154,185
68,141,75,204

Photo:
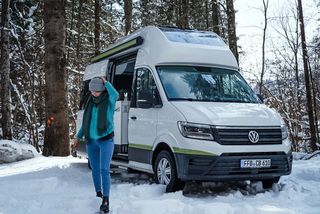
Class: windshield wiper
218,99,252,103
169,98,254,103
170,98,199,101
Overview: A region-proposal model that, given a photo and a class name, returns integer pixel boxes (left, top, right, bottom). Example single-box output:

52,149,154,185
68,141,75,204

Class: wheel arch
152,142,175,172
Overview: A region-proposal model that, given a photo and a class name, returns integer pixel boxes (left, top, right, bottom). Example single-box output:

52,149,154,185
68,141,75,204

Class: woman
73,76,119,213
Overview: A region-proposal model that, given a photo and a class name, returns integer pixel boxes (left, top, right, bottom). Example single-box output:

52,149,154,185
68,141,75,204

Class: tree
259,0,269,94
43,0,70,156
297,0,318,151
94,0,101,55
124,0,132,35
212,0,220,35
0,0,13,140
226,0,239,63
139,0,156,27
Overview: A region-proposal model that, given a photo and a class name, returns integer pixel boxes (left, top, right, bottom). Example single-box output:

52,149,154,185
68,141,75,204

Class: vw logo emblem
248,131,259,143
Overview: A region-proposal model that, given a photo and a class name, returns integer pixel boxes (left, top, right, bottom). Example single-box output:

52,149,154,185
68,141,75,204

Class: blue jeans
87,138,114,197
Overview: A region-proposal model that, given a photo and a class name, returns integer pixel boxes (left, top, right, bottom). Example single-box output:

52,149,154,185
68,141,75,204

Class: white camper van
76,26,292,192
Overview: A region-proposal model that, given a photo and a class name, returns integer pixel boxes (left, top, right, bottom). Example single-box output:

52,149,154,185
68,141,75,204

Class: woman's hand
72,138,79,149
100,76,107,84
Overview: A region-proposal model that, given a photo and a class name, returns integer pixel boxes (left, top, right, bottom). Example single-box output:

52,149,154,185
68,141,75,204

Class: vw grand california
76,26,292,192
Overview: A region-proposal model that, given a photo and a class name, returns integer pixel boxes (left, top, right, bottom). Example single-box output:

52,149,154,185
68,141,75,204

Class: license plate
240,159,271,168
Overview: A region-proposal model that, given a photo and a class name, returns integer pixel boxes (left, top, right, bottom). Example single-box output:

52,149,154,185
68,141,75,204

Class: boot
100,197,109,213
96,191,103,198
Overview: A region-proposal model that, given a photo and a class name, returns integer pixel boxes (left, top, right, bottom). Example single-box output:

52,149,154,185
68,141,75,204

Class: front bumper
175,152,292,181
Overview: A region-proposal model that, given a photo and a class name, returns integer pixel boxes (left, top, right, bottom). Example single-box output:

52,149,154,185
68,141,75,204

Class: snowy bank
0,154,319,214
0,140,39,163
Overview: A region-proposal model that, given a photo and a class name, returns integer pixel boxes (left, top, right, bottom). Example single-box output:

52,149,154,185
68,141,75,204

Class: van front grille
213,126,282,145
187,152,292,176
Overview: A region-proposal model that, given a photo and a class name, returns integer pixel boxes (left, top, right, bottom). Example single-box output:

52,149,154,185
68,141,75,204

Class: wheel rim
157,157,172,185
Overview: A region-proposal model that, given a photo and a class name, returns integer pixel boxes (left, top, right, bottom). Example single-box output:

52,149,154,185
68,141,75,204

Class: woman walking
73,77,119,213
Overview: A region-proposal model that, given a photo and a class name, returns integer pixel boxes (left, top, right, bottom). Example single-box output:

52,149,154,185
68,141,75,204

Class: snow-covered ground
0,150,320,213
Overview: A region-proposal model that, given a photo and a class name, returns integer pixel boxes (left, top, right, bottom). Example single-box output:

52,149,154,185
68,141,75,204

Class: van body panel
134,26,238,71
171,102,282,127
128,107,158,150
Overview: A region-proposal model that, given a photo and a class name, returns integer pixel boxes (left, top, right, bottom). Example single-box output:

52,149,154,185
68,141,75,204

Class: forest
0,0,319,155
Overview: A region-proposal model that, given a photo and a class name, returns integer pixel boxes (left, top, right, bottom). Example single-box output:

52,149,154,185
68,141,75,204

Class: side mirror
137,90,153,108
137,89,162,108
257,94,264,103
137,100,153,108
153,89,163,108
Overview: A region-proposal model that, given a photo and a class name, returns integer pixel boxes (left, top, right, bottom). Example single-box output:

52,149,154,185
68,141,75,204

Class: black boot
96,191,103,198
100,197,109,213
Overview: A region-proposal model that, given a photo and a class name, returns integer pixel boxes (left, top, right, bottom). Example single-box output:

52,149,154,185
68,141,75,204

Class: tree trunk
259,0,269,94
175,0,182,28
0,0,13,140
94,0,101,54
205,0,209,29
76,0,83,60
67,0,76,59
297,0,318,151
181,0,189,28
43,0,70,156
212,0,220,35
226,0,239,63
124,0,132,35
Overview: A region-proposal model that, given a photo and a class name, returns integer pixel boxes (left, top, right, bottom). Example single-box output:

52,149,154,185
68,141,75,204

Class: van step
116,153,129,157
111,159,129,168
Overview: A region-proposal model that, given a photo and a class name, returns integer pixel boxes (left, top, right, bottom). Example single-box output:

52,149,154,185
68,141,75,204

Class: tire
262,177,280,189
154,150,185,192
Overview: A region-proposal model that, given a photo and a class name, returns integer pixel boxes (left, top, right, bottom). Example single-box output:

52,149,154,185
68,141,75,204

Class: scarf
82,91,109,139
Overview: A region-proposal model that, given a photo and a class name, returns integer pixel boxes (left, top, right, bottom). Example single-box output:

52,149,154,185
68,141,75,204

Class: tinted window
133,68,161,107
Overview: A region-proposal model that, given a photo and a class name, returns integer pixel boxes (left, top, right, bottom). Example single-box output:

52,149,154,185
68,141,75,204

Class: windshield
157,66,260,103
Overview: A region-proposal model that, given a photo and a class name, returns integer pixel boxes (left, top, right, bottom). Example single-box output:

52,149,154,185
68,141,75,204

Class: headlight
178,121,214,140
281,125,288,140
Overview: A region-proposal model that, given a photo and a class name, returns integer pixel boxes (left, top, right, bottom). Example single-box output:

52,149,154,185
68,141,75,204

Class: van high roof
87,26,238,79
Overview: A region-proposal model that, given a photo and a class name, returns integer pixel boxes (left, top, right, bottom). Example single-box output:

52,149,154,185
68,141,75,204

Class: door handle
130,116,137,120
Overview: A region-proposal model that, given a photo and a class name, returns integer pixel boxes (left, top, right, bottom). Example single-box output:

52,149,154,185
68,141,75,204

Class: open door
110,54,136,159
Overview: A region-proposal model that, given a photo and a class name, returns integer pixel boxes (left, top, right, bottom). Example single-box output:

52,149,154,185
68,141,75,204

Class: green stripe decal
128,144,153,150
173,147,216,156
91,39,138,63
128,144,215,156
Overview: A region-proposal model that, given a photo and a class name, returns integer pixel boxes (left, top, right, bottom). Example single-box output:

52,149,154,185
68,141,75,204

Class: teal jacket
77,82,119,140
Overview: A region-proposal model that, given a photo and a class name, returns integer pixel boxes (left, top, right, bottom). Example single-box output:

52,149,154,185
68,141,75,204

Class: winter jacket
77,81,119,140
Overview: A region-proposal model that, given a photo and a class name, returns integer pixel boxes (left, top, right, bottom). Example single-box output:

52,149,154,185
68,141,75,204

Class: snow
0,151,320,214
0,140,39,163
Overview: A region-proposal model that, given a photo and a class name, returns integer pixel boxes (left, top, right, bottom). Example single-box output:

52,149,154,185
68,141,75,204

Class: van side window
132,68,161,108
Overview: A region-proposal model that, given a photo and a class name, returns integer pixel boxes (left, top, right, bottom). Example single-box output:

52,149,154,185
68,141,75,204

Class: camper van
76,26,292,192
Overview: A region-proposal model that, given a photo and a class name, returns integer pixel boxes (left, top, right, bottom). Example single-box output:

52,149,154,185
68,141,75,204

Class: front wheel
262,177,280,189
154,150,185,192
